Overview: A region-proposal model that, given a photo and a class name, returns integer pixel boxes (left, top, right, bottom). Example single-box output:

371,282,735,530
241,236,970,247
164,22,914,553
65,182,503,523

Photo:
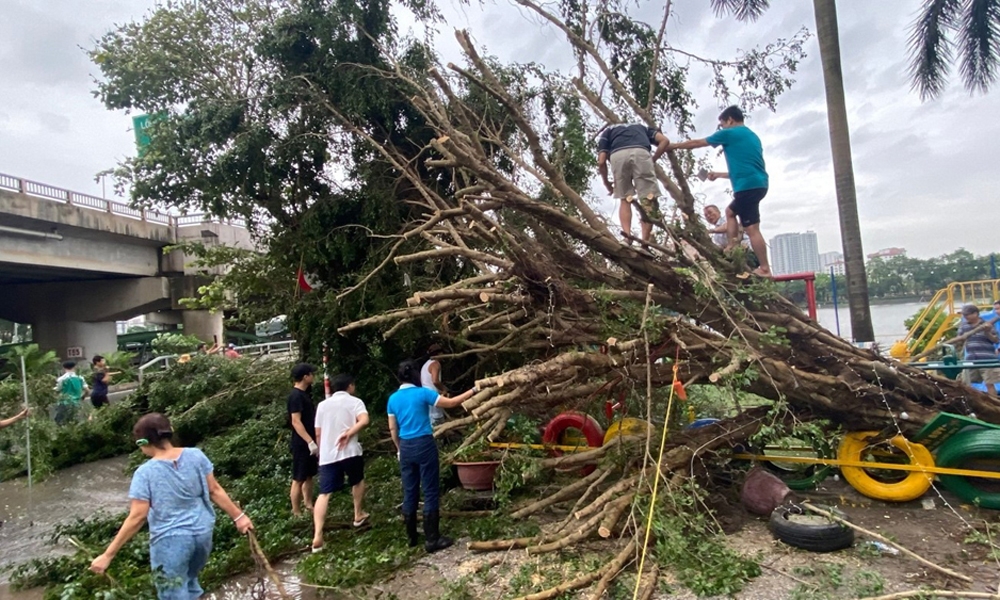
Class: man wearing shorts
597,123,670,243
958,304,1000,396
669,106,771,277
311,374,369,552
287,363,319,516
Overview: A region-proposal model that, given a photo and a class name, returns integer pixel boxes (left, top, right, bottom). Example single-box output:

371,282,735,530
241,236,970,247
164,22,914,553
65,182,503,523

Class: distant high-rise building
867,247,906,260
770,231,821,275
819,251,846,276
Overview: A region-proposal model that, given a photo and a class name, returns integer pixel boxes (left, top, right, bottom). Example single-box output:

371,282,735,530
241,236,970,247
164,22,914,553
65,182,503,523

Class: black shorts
91,394,109,409
291,447,319,482
318,455,365,494
728,188,767,227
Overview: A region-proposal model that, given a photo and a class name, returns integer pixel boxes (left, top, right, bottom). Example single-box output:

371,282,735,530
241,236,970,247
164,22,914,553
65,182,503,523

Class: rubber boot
404,512,419,548
423,511,453,553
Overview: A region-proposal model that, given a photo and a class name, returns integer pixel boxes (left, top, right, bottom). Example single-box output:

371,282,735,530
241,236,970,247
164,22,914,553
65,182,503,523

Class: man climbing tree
669,106,772,277
597,123,670,244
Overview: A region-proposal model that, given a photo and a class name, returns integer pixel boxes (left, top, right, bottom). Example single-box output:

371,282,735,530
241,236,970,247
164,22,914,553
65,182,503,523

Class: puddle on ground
0,456,342,599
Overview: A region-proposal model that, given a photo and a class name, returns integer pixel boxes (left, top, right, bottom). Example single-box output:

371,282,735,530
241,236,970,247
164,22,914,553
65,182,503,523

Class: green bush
150,333,204,356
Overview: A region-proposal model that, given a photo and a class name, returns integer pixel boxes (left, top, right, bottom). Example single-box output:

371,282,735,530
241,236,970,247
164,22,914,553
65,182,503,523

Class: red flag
297,269,321,292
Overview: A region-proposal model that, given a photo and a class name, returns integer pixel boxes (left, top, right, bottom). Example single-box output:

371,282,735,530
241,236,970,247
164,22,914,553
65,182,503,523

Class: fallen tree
87,0,1000,595
311,1,1000,594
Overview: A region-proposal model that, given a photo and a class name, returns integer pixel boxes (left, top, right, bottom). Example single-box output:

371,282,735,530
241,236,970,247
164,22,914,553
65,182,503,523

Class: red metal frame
771,272,817,320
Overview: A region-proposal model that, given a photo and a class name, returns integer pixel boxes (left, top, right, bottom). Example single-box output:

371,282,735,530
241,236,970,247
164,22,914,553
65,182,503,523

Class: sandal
353,514,370,528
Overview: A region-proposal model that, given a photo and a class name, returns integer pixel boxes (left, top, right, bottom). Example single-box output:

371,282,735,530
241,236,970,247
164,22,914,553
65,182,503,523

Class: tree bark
813,0,875,343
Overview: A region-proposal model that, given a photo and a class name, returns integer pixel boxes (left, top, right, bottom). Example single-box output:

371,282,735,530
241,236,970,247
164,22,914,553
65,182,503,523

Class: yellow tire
603,418,653,446
838,431,934,502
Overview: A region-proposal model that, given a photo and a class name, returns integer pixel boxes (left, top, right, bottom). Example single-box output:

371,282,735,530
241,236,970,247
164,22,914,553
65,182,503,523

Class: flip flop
353,514,370,528
311,544,323,554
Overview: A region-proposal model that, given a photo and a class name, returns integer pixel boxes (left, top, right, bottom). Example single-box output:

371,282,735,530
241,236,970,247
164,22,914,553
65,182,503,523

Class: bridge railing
0,171,245,229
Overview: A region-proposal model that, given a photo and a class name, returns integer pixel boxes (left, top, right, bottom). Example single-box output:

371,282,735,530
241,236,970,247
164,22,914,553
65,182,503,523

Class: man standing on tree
287,363,319,516
597,123,670,244
669,106,771,277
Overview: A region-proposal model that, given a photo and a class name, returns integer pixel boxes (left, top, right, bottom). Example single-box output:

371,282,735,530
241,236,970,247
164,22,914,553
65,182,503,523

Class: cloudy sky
1,0,995,259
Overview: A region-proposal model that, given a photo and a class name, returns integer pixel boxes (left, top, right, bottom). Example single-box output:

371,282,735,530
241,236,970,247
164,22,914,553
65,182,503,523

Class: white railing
0,171,246,230
137,339,297,382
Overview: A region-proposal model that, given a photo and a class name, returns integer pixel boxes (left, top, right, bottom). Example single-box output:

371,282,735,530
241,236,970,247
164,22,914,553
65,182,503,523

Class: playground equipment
889,278,1000,360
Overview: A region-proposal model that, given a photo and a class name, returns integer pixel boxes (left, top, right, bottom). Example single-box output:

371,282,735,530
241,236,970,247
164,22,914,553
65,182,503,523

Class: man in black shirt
597,123,670,243
288,363,319,517
90,355,117,410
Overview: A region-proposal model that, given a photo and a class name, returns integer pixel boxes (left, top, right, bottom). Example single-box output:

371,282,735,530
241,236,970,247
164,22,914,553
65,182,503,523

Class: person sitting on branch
669,106,772,278
597,123,670,244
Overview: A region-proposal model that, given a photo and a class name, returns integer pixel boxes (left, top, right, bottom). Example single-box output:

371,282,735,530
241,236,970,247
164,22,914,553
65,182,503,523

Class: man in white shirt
311,374,370,552
420,343,447,425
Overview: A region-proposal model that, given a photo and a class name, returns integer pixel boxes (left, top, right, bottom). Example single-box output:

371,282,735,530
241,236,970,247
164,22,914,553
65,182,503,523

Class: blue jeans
149,531,213,600
399,435,440,514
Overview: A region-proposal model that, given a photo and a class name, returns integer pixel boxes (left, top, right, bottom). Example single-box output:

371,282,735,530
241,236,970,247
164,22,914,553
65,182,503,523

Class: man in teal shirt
669,106,771,277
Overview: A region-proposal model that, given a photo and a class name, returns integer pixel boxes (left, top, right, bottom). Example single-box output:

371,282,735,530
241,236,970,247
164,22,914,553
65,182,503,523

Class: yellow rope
631,362,679,599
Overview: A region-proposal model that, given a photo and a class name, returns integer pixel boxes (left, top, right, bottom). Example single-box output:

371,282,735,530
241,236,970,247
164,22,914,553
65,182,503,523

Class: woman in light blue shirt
388,360,476,552
89,413,254,600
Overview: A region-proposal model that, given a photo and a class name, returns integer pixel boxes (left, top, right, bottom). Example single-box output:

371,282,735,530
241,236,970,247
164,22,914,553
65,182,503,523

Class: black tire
768,504,855,552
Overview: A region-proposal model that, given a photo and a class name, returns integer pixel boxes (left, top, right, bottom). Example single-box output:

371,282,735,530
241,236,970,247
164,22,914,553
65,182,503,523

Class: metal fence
137,340,297,383
0,171,246,229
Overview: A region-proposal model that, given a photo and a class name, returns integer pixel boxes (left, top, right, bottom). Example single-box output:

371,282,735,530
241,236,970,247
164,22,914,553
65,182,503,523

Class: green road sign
133,114,153,152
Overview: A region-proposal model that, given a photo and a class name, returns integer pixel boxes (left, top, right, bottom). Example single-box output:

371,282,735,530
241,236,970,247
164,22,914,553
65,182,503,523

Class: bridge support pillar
182,310,223,345
33,320,118,362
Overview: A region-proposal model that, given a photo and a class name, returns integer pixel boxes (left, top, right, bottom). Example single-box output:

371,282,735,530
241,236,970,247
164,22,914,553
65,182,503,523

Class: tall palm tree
711,0,875,342
909,0,1000,99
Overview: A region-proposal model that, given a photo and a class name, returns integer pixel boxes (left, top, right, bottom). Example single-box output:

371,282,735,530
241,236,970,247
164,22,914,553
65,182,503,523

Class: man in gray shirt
597,124,670,243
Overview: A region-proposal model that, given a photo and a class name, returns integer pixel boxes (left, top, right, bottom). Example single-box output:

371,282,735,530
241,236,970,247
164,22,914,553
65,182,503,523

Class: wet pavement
0,456,319,599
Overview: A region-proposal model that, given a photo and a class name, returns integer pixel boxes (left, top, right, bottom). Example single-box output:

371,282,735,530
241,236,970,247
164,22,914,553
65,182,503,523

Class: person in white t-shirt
420,343,447,425
311,374,369,552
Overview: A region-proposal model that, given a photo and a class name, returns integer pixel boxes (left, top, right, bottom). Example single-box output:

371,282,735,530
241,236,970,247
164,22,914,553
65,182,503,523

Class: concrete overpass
0,172,253,360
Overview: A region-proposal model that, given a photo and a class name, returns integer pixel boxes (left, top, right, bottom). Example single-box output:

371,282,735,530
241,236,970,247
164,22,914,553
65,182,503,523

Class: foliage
102,351,138,384
650,481,761,597
908,0,1000,99
774,249,999,309
0,344,60,379
788,563,885,600
150,333,204,356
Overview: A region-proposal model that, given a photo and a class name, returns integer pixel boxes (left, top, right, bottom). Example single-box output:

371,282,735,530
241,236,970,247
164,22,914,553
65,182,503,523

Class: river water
814,300,924,348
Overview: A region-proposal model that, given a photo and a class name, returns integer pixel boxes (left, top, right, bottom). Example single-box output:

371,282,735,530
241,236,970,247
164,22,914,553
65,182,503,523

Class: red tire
543,412,605,475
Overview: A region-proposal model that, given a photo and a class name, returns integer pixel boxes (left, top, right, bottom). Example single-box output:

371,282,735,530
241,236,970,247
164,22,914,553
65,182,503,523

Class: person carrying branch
387,360,477,552
958,304,1000,396
669,106,772,277
90,413,253,599
597,123,670,244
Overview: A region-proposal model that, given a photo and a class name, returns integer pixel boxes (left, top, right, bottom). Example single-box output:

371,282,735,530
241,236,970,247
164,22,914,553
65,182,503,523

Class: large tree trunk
813,0,875,342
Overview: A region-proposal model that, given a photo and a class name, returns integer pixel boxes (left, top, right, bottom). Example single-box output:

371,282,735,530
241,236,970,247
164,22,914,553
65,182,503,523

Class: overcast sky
1,0,995,259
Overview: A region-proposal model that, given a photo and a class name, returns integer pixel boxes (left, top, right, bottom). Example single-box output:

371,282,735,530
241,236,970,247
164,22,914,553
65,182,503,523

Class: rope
631,360,680,600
